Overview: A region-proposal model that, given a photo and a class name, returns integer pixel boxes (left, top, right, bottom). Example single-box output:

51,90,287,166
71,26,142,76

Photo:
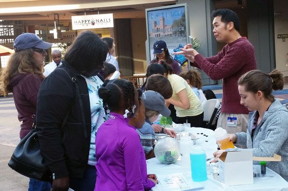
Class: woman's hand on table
228,134,237,143
216,134,237,146
164,128,176,138
213,135,236,162
152,124,176,138
148,174,158,184
213,150,225,161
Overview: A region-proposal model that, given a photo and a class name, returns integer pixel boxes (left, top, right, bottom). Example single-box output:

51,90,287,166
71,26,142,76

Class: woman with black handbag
0,33,52,190
36,31,108,191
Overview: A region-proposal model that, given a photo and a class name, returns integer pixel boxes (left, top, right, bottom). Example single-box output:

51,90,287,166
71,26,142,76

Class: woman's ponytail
269,69,284,91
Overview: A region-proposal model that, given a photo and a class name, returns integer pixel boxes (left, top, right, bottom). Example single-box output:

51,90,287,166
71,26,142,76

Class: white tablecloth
148,127,288,191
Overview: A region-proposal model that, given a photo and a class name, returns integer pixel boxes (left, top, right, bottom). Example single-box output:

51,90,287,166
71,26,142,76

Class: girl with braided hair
95,79,157,191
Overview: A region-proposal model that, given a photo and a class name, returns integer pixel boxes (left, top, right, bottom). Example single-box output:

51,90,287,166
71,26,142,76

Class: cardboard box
217,149,253,186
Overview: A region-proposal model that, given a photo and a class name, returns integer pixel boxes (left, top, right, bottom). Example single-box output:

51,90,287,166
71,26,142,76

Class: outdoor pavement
0,94,29,190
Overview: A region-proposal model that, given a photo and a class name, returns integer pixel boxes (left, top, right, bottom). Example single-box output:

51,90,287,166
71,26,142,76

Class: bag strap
34,68,75,131
59,68,88,138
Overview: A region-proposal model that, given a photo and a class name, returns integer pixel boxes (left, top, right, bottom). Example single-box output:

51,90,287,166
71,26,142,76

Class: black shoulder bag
8,126,52,181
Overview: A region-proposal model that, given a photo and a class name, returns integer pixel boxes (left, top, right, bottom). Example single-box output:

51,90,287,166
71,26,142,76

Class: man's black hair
99,62,116,79
146,63,165,77
102,37,114,50
212,9,240,32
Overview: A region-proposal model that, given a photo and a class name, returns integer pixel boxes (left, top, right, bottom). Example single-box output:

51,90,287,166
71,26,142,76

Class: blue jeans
28,178,51,191
69,165,96,191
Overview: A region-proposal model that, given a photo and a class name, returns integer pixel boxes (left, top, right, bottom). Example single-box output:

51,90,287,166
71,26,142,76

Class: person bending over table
160,61,204,127
144,73,176,135
214,70,288,181
137,90,175,159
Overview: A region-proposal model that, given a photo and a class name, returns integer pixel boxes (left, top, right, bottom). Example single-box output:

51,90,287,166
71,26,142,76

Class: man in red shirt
175,9,256,133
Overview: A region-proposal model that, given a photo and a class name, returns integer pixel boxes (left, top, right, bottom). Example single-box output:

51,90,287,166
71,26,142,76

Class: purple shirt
95,112,155,191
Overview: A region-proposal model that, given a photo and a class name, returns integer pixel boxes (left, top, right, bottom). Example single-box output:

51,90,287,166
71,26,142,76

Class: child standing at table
137,90,173,159
144,74,176,136
179,70,207,103
95,79,157,190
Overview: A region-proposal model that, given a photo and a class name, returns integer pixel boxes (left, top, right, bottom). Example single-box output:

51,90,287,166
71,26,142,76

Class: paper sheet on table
153,173,204,191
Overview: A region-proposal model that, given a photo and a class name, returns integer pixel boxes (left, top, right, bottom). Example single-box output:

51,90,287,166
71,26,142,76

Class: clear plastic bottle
190,146,207,182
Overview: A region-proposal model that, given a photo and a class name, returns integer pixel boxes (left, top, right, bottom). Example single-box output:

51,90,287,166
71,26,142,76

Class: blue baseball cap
153,40,167,54
14,33,52,51
142,90,171,117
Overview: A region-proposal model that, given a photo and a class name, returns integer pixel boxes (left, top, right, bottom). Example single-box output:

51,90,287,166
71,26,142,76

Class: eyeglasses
32,48,46,55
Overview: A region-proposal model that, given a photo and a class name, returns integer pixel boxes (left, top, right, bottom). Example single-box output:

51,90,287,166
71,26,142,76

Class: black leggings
175,112,204,127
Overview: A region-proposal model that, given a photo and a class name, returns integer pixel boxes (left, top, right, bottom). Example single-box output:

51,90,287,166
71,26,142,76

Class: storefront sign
277,34,288,42
46,31,77,43
277,34,288,39
72,13,113,30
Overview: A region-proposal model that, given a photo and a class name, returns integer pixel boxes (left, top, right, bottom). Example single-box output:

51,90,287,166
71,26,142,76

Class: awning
0,45,14,56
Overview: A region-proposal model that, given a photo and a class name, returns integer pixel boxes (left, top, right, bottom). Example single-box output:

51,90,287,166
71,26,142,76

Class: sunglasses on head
32,48,46,55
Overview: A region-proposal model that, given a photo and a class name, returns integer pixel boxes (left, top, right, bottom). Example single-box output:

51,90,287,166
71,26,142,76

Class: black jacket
37,61,92,179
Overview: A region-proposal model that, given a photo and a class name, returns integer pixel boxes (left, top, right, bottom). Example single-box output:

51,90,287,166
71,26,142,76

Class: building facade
0,0,287,83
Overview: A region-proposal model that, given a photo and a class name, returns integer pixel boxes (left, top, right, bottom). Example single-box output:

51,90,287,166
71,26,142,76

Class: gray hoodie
236,100,288,181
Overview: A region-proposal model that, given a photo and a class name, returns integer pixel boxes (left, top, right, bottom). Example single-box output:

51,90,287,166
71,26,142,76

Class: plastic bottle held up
214,127,235,150
190,146,207,182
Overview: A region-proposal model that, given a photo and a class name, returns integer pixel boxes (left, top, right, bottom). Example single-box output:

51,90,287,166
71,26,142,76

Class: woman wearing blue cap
150,40,181,74
1,33,52,190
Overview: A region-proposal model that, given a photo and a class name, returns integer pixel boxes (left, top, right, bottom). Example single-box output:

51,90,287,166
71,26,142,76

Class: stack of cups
214,127,235,150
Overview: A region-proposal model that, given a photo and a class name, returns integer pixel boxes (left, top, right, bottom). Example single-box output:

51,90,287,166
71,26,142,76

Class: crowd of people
0,8,287,191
